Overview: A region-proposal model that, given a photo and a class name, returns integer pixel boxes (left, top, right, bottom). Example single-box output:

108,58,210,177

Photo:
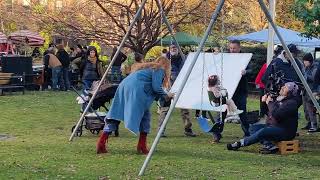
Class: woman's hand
262,95,268,102
266,95,273,104
167,92,175,99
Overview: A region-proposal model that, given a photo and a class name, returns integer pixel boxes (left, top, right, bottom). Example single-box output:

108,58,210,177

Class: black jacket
111,50,127,67
230,50,252,97
234,63,252,97
79,58,104,79
56,49,70,68
267,95,301,136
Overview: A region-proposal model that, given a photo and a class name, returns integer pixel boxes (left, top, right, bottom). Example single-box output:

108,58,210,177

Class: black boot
212,133,222,143
301,122,311,130
227,141,241,150
184,128,196,137
114,129,119,137
114,121,120,137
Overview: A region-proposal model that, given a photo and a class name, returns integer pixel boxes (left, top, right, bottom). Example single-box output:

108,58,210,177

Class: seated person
227,82,301,153
208,75,243,115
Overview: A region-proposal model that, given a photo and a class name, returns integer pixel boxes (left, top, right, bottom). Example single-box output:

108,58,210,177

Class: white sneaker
224,115,239,123
230,110,243,115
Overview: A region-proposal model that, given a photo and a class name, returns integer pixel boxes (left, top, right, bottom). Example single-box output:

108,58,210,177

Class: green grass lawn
0,91,320,179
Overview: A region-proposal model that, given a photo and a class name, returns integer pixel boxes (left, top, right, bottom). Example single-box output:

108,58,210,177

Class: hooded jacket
267,94,301,137
303,61,318,92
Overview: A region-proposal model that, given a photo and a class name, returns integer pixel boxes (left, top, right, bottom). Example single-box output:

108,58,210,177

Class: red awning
9,30,45,47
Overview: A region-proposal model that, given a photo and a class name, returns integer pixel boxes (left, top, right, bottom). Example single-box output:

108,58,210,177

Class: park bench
0,73,25,95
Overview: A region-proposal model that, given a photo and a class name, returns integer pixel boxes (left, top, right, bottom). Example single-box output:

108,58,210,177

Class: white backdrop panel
170,52,252,111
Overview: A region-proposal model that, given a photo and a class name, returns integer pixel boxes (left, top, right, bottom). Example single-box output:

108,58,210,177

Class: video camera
265,64,304,98
264,64,285,97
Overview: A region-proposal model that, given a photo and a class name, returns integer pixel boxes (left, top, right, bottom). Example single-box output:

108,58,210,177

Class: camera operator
262,44,303,86
227,82,301,153
301,53,319,132
255,45,284,119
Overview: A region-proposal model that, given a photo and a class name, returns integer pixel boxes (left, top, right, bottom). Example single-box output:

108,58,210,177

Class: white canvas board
170,52,252,111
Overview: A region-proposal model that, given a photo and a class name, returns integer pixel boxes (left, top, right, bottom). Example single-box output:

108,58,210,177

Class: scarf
276,95,286,102
88,56,97,64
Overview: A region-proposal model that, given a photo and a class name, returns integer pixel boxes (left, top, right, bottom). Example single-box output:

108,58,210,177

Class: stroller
71,78,119,137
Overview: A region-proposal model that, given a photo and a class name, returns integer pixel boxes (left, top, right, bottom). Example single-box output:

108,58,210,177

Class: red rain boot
137,132,149,155
96,132,109,154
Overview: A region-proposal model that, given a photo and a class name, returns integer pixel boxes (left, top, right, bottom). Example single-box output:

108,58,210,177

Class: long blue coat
106,68,167,134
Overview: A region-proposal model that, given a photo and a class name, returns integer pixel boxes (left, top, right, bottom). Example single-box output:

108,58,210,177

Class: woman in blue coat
97,56,174,154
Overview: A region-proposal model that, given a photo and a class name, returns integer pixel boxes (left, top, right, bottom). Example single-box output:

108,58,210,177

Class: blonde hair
155,56,171,89
131,56,171,89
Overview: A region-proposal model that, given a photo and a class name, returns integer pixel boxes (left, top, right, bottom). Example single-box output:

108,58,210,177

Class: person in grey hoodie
302,53,319,132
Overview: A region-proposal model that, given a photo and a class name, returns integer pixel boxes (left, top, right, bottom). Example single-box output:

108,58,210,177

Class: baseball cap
288,44,299,53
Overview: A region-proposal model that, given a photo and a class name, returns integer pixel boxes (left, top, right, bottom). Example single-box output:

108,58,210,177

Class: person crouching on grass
96,56,174,154
227,82,301,153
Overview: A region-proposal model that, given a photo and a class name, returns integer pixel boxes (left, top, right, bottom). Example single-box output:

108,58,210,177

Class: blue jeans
104,110,151,134
244,126,295,146
232,94,249,136
249,124,266,135
211,111,227,140
81,79,94,112
62,67,70,90
51,66,63,90
249,124,273,147
82,79,94,92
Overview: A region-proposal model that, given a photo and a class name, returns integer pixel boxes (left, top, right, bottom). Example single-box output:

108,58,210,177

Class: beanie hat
303,53,314,62
288,44,299,53
285,82,299,96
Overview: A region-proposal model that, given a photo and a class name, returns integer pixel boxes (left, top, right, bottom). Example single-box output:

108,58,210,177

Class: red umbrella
0,32,7,43
9,30,45,47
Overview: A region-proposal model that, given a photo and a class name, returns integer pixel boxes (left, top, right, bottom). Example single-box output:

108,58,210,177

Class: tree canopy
294,0,320,38
0,0,310,53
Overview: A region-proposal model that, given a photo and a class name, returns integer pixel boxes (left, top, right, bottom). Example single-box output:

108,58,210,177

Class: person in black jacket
79,46,104,91
56,44,70,91
110,47,127,82
229,40,252,137
70,44,85,62
227,82,301,153
262,44,303,85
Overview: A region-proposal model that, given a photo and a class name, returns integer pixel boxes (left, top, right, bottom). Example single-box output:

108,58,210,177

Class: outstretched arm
152,69,167,96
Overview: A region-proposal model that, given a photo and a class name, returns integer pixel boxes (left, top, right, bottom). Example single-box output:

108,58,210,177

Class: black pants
232,93,249,136
259,88,268,117
195,110,207,118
